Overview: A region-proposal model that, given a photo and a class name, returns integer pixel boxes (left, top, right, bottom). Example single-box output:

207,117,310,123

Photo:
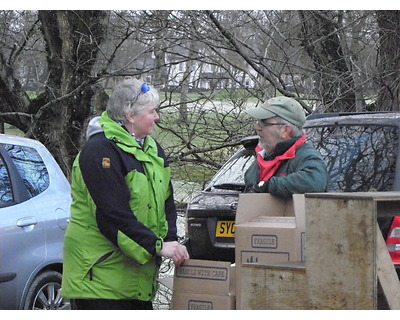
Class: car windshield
206,148,255,191
306,124,399,192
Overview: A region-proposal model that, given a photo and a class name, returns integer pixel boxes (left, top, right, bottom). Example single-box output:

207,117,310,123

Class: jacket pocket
88,251,114,281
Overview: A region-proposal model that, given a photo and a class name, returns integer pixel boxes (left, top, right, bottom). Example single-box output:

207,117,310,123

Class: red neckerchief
256,134,306,182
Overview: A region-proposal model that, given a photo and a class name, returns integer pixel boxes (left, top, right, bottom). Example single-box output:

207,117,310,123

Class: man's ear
282,124,293,139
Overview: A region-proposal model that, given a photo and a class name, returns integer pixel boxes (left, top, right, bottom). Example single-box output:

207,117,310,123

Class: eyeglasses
257,119,286,127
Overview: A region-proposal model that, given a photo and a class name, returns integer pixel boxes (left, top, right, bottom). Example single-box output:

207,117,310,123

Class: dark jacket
244,138,328,199
62,112,177,300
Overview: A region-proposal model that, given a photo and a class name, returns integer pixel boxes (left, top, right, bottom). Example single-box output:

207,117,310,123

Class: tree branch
206,10,312,114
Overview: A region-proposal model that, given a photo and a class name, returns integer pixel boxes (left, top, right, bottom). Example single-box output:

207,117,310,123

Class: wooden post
305,195,376,309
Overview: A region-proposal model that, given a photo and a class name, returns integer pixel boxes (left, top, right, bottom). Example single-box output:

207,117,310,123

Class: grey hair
106,78,160,122
275,117,304,138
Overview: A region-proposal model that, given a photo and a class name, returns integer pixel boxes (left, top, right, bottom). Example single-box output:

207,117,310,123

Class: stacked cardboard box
234,193,305,309
172,259,235,310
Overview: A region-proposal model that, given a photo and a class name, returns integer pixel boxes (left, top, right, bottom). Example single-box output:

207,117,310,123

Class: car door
0,144,46,309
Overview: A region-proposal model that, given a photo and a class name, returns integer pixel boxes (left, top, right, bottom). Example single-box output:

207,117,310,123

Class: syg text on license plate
216,221,235,237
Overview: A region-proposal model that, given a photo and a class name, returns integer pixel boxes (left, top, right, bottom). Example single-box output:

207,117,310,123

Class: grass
152,106,253,189
2,124,24,136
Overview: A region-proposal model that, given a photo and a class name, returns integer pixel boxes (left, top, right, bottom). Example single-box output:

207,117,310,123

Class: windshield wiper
211,183,245,191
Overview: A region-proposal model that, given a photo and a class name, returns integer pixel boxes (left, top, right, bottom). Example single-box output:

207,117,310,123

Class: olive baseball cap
247,96,306,127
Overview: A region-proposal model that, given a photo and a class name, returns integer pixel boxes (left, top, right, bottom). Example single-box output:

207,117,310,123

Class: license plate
216,221,235,237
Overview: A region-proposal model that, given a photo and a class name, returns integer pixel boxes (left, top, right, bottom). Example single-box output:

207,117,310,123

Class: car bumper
185,217,235,262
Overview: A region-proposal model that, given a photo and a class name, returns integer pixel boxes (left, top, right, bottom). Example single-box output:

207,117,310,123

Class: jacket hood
99,111,147,153
86,116,103,140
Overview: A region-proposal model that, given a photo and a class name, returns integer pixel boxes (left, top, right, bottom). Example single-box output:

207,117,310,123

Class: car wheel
23,271,70,310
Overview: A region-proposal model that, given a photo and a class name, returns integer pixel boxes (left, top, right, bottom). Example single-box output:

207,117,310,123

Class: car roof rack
306,111,397,120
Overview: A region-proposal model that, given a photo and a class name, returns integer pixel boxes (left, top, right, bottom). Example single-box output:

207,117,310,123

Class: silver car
0,134,71,309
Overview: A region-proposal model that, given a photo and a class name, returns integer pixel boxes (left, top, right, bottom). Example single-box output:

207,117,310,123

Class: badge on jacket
102,158,111,168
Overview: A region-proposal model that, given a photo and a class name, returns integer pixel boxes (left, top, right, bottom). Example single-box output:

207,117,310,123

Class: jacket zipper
89,251,113,281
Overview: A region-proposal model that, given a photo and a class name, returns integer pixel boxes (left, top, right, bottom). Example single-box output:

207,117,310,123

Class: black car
184,112,400,263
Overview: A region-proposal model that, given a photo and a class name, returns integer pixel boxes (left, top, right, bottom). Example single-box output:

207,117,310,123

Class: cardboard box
235,193,305,266
172,292,236,310
172,259,235,310
234,193,305,309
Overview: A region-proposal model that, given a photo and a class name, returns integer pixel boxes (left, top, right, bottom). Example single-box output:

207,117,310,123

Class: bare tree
375,10,400,111
1,10,400,183
0,10,107,177
296,11,357,112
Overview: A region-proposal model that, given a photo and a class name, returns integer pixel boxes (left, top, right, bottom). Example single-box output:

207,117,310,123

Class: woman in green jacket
62,79,189,309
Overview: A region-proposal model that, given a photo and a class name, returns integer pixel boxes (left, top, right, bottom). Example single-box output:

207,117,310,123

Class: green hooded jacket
62,112,177,301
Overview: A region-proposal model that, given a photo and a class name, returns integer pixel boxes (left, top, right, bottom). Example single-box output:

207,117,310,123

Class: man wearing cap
244,96,328,199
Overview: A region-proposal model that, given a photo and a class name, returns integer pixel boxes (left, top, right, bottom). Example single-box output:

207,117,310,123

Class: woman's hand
157,241,190,266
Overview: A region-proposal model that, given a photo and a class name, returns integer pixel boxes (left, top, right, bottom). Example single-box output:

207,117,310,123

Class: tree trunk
337,11,366,112
298,11,356,112
29,10,107,178
376,11,400,111
179,48,196,125
151,10,171,87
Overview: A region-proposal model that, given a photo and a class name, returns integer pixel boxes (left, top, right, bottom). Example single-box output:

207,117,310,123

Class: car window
1,143,50,197
306,125,398,192
0,154,14,205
